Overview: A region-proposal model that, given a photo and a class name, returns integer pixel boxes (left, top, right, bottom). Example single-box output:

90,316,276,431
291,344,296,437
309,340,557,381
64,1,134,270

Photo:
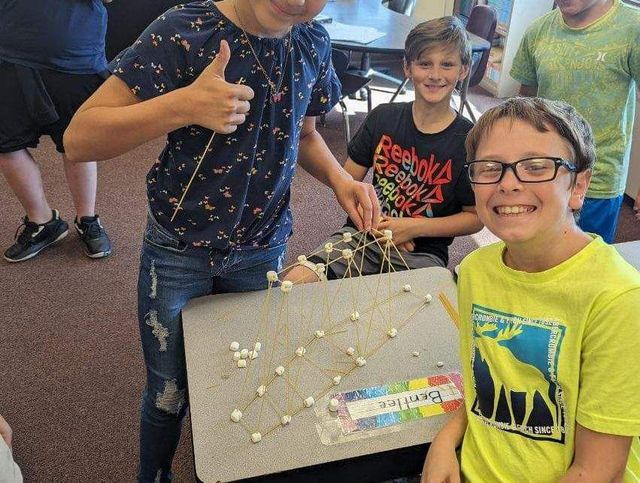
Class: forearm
561,463,625,483
65,89,189,162
560,425,631,483
410,210,483,238
297,129,351,189
433,407,467,449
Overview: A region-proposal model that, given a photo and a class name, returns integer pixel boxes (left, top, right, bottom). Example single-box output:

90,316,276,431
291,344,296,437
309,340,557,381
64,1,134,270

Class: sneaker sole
3,229,69,263
74,225,112,260
85,248,112,259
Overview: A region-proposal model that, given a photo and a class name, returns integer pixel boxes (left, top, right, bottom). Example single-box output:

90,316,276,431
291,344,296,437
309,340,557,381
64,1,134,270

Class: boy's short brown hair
404,16,472,66
465,97,596,173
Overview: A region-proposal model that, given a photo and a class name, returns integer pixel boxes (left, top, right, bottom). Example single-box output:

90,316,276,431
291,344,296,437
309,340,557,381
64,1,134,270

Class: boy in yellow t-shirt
421,97,640,482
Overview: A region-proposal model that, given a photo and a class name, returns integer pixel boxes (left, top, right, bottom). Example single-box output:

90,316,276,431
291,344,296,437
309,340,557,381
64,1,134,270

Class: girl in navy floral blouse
65,1,379,480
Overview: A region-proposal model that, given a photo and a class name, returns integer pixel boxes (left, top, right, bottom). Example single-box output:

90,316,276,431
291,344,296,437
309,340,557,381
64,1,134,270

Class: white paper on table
324,21,386,44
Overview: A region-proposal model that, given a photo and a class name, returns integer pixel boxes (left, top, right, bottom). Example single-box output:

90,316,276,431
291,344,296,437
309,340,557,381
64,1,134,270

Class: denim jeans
137,214,286,482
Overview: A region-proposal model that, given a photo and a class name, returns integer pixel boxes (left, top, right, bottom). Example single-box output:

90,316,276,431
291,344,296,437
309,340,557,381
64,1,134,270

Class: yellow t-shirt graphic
470,305,566,443
457,237,640,482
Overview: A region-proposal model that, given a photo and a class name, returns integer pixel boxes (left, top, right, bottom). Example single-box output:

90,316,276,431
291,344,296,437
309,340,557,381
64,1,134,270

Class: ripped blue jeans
137,214,286,482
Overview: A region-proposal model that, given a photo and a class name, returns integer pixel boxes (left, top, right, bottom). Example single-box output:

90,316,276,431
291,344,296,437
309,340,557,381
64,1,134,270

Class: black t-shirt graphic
347,102,475,265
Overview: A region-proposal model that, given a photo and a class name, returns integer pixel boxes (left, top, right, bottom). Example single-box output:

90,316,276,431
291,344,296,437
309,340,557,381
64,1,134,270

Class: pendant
271,91,283,103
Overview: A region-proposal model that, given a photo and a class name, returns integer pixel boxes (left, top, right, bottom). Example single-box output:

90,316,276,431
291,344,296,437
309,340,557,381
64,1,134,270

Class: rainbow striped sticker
335,373,464,434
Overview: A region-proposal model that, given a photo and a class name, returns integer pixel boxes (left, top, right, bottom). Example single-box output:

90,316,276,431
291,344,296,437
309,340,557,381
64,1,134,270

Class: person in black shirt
287,16,483,282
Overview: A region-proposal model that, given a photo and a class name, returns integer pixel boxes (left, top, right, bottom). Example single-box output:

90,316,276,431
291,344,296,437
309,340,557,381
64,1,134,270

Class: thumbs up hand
181,40,255,134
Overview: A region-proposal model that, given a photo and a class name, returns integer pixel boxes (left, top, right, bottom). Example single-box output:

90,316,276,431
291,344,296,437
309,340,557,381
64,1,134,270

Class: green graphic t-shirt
511,0,640,198
457,238,640,481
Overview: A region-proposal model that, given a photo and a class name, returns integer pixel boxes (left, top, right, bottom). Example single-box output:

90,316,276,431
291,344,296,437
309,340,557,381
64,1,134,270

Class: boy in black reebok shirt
287,16,482,281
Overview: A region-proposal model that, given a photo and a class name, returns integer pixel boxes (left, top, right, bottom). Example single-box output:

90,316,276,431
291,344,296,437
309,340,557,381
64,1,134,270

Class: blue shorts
578,196,623,243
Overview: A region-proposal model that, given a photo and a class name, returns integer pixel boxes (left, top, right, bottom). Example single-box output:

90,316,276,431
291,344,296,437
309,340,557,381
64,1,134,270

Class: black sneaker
74,215,112,259
4,209,69,263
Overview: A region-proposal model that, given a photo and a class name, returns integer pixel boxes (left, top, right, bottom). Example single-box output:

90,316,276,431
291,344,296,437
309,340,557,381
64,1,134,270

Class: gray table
323,0,489,55
183,266,460,482
615,240,640,269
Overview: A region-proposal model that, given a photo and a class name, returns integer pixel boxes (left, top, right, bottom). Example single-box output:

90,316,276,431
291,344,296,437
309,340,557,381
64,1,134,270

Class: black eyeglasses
465,157,577,184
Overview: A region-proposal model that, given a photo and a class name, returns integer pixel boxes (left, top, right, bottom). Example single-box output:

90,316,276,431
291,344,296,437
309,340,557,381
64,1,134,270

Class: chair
382,0,417,16
329,49,372,144
459,4,497,121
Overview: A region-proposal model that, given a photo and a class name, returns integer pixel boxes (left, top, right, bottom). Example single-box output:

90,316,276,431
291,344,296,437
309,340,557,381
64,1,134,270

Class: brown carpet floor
1,84,639,482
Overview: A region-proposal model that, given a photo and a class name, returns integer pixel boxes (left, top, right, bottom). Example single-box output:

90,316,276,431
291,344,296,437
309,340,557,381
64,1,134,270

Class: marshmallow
342,232,352,242
324,242,333,253
233,351,241,361
281,415,291,425
383,229,393,241
329,398,339,412
230,409,242,422
266,270,278,282
346,347,355,356
314,329,325,338
295,346,306,357
333,375,342,385
412,351,420,357
316,263,325,274
355,357,366,367
281,281,293,293
254,342,262,352
304,396,315,408
249,350,258,360
275,365,285,376
237,359,247,368
403,284,412,293
240,348,249,359
436,361,445,368
256,385,266,397
251,432,262,443
350,311,360,321
387,328,398,338
297,254,307,263
424,293,433,303
342,248,353,259
230,341,240,351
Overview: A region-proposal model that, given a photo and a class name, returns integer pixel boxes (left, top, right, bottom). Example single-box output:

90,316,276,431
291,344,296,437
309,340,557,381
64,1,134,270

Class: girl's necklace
233,3,293,103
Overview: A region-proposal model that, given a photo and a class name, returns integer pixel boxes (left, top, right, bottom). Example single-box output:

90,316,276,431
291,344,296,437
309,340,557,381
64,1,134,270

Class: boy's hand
183,40,255,134
333,178,380,231
0,415,13,449
421,437,460,483
376,216,418,246
397,240,415,252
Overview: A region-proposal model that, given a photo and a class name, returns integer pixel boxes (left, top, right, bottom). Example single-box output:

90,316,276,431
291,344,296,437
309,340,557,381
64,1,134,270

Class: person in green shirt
510,0,640,242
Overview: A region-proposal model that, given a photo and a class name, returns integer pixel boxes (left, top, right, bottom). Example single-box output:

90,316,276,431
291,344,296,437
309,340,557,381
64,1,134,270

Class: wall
414,0,455,19
626,95,640,199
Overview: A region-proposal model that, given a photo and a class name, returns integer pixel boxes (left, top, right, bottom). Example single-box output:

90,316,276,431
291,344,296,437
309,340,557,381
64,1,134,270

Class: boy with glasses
421,97,640,482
